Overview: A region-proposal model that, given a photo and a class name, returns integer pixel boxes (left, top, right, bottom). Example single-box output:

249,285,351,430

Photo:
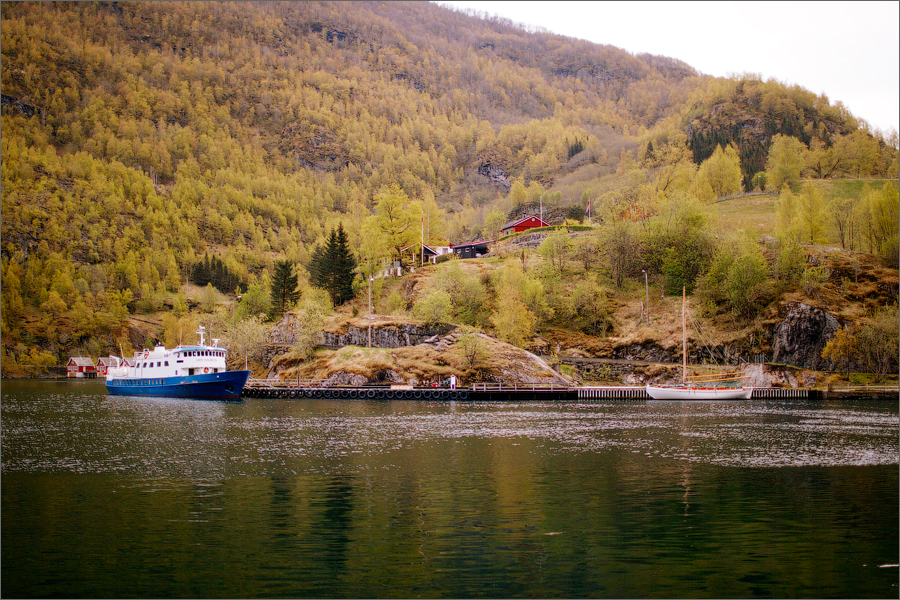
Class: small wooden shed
451,240,490,259
96,357,116,377
67,357,97,378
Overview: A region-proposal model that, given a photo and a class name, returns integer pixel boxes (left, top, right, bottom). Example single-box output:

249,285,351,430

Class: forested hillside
1,1,897,373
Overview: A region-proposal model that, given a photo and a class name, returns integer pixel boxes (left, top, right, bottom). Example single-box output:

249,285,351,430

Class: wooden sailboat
646,288,752,400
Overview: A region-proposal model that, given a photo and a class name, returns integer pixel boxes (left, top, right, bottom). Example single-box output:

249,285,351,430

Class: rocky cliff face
772,303,839,370
322,322,456,348
269,314,454,349
477,162,511,193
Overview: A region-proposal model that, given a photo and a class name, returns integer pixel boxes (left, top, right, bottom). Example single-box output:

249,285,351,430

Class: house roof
400,244,439,255
452,240,490,251
67,357,95,367
501,214,549,230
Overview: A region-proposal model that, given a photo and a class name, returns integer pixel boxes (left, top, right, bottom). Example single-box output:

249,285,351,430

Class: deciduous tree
695,144,742,201
765,134,805,191
490,294,535,349
290,290,331,362
798,183,825,243
538,228,571,272
366,184,421,271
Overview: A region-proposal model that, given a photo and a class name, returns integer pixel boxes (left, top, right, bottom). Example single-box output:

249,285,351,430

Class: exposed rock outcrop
477,162,511,193
265,312,574,387
322,322,456,348
772,303,839,370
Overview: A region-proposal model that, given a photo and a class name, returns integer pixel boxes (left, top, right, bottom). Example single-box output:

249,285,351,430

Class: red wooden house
96,357,116,377
501,215,549,237
67,357,97,378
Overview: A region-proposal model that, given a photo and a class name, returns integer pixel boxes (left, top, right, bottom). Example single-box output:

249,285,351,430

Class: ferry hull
106,370,251,399
646,384,752,400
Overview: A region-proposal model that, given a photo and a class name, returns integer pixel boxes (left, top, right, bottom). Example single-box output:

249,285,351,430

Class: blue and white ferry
105,326,250,399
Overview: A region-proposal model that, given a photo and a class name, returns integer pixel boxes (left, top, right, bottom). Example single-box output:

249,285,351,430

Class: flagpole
420,215,424,267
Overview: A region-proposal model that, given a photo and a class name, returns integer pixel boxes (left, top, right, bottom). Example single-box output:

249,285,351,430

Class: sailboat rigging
646,287,752,400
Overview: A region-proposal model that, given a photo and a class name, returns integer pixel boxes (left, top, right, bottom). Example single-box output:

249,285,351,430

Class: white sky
440,1,899,136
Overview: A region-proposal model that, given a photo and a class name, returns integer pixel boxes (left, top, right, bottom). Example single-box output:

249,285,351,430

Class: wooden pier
242,380,828,401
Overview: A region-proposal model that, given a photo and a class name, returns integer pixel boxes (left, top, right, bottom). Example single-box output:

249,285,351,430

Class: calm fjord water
2,379,897,598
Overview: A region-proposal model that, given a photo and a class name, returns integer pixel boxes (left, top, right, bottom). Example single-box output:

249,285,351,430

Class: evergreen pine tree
270,259,300,317
322,228,339,302
309,243,327,290
332,223,357,305
192,254,211,287
308,225,358,305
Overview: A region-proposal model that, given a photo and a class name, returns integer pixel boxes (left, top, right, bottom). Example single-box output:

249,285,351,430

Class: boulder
772,303,839,369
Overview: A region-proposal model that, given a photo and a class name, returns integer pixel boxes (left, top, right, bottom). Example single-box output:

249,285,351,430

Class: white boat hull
646,384,752,400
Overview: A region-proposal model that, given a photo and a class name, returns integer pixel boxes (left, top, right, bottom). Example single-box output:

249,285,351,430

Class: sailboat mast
682,286,687,385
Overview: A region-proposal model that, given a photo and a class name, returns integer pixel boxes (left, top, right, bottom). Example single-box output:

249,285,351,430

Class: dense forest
1,1,897,374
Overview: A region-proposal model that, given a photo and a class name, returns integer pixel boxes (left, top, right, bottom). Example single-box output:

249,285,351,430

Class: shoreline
6,376,897,400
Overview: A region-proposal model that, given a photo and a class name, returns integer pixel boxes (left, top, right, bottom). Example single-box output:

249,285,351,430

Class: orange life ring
204,367,209,374
143,350,149,359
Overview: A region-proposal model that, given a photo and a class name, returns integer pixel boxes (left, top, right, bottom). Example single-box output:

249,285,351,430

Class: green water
2,379,897,598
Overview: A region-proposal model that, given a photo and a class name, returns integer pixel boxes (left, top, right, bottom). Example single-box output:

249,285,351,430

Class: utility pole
641,269,649,323
368,275,373,348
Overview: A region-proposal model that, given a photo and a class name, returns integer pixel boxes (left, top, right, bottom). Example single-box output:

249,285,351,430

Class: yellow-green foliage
1,1,895,371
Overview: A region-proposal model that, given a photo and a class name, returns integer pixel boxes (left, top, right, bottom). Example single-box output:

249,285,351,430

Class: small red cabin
96,357,116,377
67,357,97,378
501,215,549,237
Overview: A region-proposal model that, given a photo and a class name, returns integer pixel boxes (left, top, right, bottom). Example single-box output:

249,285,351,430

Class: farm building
67,357,97,378
400,244,454,267
451,240,490,259
501,215,549,237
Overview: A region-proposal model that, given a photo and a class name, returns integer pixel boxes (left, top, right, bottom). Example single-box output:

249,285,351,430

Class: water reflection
1,381,897,598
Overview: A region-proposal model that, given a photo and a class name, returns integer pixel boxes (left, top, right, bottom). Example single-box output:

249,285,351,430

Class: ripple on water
2,392,897,474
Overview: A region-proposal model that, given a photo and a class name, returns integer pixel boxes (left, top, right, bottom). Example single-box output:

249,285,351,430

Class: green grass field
710,193,778,239
707,178,898,245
